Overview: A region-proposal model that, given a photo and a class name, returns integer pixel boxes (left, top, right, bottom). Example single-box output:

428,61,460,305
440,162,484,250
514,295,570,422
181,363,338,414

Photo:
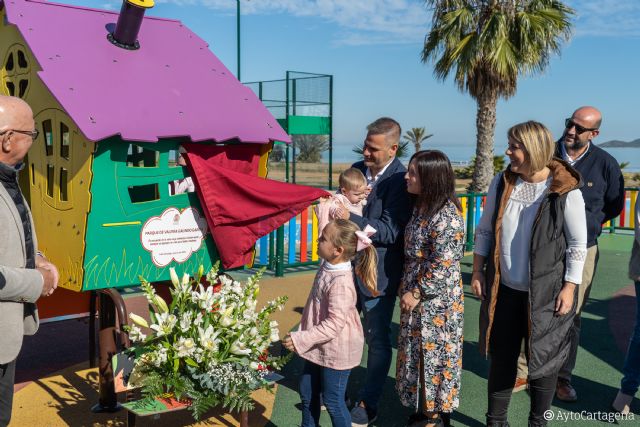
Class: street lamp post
236,0,241,81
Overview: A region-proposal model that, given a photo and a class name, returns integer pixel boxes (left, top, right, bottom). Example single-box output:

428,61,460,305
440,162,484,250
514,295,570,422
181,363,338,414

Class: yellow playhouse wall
1,12,94,292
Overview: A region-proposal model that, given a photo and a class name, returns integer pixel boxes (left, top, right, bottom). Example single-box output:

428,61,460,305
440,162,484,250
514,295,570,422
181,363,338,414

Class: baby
315,168,369,233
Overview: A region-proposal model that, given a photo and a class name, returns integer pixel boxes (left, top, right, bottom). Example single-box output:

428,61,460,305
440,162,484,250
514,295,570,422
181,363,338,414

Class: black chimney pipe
108,0,154,50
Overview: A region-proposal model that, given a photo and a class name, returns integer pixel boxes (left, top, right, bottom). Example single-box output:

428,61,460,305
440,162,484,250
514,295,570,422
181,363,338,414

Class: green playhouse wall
82,137,218,290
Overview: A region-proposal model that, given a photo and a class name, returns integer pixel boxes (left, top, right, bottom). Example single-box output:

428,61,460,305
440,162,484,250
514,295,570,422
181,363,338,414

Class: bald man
555,107,625,401
515,106,625,402
0,96,58,426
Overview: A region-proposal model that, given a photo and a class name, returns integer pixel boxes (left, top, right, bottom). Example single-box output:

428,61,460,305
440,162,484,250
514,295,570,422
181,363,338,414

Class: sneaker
555,378,577,402
513,377,528,393
350,402,377,426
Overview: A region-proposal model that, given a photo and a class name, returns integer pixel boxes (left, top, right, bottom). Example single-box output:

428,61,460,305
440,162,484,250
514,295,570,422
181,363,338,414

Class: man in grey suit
335,117,410,426
0,95,58,426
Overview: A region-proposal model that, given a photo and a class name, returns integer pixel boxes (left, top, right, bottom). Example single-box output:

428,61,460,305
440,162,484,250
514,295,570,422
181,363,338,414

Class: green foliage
403,127,434,153
269,144,285,163
422,0,574,191
620,161,630,170
293,134,329,163
456,156,506,179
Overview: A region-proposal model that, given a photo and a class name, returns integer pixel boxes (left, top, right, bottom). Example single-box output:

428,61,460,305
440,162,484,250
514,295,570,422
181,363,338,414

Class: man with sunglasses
0,95,58,427
540,105,624,403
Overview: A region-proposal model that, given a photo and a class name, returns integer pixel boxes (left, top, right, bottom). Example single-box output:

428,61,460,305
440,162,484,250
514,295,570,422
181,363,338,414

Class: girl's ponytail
355,245,378,296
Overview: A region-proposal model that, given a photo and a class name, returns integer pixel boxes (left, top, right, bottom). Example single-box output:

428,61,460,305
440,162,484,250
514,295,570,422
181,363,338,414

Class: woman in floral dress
396,150,465,427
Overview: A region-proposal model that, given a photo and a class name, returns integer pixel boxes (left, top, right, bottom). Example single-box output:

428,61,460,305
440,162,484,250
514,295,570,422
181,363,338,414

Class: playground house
0,0,320,293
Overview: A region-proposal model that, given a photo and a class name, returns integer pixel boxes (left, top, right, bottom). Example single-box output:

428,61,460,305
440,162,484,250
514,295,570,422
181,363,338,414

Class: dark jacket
555,140,624,247
479,159,582,380
350,157,410,297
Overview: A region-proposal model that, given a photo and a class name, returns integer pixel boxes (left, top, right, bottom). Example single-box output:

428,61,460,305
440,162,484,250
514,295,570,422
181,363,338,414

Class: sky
65,0,640,156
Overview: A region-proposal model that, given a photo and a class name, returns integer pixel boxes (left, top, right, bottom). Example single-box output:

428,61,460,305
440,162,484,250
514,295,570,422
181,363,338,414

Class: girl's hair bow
355,225,376,252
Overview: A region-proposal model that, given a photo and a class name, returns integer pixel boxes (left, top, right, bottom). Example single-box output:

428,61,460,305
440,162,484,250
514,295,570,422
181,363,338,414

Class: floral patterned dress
396,200,465,413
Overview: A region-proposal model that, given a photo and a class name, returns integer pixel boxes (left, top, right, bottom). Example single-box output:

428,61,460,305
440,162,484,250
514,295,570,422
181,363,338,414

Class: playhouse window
17,50,27,69
60,123,70,159
5,53,13,72
18,80,28,98
43,120,53,156
59,167,68,201
46,164,54,198
127,144,158,168
168,149,178,167
128,183,160,203
5,81,14,96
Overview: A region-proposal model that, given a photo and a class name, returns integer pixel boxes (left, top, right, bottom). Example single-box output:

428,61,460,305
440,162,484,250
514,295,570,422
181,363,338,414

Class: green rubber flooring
269,233,638,426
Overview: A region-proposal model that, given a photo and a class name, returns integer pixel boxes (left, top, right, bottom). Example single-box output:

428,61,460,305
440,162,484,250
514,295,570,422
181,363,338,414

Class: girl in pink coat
283,219,377,427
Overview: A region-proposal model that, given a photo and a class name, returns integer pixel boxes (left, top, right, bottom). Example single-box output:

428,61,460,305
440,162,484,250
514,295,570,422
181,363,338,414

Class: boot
612,390,633,414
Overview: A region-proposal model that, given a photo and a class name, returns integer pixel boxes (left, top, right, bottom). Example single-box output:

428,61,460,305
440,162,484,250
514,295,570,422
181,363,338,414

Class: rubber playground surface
10,233,638,426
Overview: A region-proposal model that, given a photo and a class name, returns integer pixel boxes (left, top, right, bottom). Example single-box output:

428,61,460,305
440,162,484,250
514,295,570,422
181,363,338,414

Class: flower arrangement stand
115,359,282,427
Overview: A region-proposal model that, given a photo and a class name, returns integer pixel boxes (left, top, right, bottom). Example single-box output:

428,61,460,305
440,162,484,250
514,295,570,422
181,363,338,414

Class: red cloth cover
183,143,329,268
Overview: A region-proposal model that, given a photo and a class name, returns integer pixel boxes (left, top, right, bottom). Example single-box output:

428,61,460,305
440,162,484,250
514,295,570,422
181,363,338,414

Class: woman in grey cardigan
612,195,640,414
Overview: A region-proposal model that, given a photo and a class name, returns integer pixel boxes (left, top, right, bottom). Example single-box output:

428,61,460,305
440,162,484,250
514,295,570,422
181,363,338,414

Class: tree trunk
414,142,421,153
470,89,498,193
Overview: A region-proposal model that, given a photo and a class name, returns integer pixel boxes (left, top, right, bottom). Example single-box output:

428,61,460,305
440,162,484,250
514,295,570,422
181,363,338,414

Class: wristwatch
411,288,421,301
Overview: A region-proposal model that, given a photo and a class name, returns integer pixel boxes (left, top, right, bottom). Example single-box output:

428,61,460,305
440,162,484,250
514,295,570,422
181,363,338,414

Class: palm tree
422,0,574,191
404,127,434,152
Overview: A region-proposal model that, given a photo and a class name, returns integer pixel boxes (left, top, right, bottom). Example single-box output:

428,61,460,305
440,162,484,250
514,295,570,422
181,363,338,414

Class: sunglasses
565,118,598,135
0,129,40,139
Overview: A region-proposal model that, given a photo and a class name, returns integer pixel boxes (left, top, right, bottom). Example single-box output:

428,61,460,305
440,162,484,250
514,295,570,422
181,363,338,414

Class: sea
324,143,640,173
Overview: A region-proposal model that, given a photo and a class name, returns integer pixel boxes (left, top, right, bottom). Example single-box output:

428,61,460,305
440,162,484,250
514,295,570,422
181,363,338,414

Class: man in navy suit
336,117,410,425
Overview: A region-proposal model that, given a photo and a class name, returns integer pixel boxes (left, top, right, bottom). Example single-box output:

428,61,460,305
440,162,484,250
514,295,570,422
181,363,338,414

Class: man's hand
282,333,296,353
331,201,350,220
36,254,59,296
37,261,59,297
555,282,576,316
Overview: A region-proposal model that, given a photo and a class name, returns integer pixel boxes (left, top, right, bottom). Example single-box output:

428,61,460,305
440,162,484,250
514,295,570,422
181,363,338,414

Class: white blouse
474,174,587,292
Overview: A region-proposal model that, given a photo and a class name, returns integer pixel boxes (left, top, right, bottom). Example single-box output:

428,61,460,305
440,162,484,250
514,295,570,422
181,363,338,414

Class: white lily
153,294,169,313
129,313,149,328
229,341,252,356
181,272,190,291
149,312,177,337
220,306,235,327
174,337,196,358
169,267,180,288
198,325,220,352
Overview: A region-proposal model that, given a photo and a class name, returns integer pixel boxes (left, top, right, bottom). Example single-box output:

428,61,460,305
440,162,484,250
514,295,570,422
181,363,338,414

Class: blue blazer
349,157,411,297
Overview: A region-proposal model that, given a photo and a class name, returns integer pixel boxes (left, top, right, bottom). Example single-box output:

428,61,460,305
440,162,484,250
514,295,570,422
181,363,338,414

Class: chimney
108,0,154,50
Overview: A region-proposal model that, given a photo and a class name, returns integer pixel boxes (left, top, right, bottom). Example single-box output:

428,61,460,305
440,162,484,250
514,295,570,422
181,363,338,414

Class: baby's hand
282,333,296,353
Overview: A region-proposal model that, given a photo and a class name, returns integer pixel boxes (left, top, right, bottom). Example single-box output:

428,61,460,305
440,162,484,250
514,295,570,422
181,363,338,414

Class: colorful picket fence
254,188,639,276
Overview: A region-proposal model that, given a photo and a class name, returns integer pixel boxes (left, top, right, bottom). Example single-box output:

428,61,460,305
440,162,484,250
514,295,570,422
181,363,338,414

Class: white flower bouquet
125,263,289,419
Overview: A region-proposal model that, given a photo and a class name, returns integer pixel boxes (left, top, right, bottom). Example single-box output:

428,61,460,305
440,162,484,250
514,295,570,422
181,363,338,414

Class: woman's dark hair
410,150,461,217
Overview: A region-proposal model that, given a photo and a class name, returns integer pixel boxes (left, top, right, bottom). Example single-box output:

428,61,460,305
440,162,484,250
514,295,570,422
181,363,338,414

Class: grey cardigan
630,197,640,282
0,184,43,364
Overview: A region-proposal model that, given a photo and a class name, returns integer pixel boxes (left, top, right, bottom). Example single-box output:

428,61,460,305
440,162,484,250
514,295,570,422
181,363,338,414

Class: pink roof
3,0,290,143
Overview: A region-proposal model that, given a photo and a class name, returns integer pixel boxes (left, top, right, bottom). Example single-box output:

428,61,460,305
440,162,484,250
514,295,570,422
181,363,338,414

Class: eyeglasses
0,129,40,139
565,119,598,135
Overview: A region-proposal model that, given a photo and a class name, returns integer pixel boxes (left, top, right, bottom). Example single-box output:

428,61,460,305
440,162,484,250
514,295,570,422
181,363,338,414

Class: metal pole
328,75,334,190
276,225,285,277
292,78,296,184
465,194,476,252
236,0,241,81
